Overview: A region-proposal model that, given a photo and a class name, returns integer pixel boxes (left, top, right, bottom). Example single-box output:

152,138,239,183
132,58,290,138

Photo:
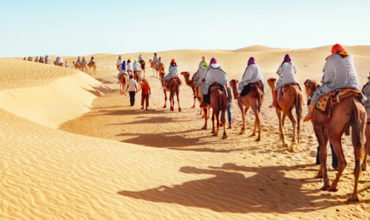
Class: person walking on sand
127,75,138,106
270,54,299,107
140,79,151,110
303,44,361,121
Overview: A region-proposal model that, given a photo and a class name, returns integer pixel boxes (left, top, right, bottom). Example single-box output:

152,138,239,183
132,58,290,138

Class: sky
0,0,369,57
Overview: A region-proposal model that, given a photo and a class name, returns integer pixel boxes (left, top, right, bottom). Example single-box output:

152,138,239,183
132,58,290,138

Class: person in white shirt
116,55,123,70
127,75,138,106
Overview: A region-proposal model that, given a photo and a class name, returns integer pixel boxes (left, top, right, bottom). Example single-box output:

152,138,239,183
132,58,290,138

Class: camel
73,61,82,70
134,71,142,82
267,78,303,151
304,79,367,202
229,80,264,141
181,71,202,109
159,72,181,111
202,84,228,139
139,60,146,75
118,74,128,95
88,62,96,74
54,61,64,67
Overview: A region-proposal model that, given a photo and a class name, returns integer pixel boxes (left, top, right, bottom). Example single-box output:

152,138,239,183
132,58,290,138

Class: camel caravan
24,55,97,75
114,44,370,202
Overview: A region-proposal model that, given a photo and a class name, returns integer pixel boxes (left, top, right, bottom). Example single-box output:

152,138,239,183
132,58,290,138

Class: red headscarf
171,59,176,64
326,44,348,60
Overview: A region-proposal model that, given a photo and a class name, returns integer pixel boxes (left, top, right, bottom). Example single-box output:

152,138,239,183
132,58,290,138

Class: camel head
229,79,239,99
267,78,276,89
304,79,320,104
181,71,190,78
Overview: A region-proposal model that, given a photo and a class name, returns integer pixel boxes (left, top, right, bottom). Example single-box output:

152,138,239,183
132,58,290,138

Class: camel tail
257,87,264,112
218,92,228,124
295,93,303,119
351,99,365,150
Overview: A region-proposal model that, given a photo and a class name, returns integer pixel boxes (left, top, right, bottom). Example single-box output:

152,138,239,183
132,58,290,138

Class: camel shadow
118,163,354,214
82,85,114,97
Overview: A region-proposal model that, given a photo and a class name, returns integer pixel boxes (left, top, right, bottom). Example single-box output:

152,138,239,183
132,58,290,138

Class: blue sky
0,0,369,57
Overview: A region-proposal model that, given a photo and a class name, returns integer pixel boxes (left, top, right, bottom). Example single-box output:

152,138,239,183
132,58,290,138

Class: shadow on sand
118,163,370,213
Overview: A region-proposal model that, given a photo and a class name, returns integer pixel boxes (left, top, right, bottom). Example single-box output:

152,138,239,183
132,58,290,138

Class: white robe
201,64,228,94
237,64,264,93
127,63,133,71
133,62,141,72
195,67,207,87
275,62,298,90
163,65,178,81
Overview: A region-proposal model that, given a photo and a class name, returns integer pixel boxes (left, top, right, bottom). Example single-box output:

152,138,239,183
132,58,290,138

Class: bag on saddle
316,89,363,113
241,81,264,97
277,83,301,101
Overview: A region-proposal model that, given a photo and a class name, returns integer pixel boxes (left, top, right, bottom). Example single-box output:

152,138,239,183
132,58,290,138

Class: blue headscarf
121,60,126,71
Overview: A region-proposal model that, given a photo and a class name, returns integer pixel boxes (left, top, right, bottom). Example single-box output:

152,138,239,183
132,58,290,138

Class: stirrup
303,114,312,122
268,103,275,108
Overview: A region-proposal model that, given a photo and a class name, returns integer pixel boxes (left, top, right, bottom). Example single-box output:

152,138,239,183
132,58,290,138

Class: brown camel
149,59,159,78
181,71,202,109
88,62,96,74
230,80,264,141
267,78,303,151
134,71,142,82
202,84,228,139
54,61,64,67
139,60,146,75
118,74,128,95
159,72,181,111
304,79,366,202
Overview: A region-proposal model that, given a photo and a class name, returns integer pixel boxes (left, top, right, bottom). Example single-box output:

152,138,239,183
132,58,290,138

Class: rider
194,61,209,88
270,54,299,107
156,57,163,69
362,72,370,118
126,59,133,75
81,57,87,65
138,54,144,62
198,56,207,72
76,56,81,64
58,56,64,65
116,55,123,70
201,57,228,104
237,57,264,96
152,53,159,65
89,56,95,65
133,60,141,73
304,44,361,121
163,59,180,87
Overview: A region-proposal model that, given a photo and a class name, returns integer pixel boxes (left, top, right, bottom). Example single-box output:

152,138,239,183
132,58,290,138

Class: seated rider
152,53,158,65
194,61,209,88
270,54,299,107
163,59,180,88
118,61,128,82
156,57,163,69
304,44,361,121
81,57,87,65
116,55,122,70
76,56,81,64
126,59,133,75
237,56,264,97
133,60,141,73
362,72,370,121
138,54,144,62
201,57,228,104
89,56,95,65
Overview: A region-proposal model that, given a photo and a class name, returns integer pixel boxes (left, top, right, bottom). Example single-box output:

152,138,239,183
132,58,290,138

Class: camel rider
362,72,370,118
126,59,133,75
201,57,228,104
238,57,264,96
198,56,207,72
152,53,159,65
89,56,95,65
133,60,141,72
157,57,163,68
304,44,361,121
45,55,50,64
116,55,123,70
81,57,87,65
76,56,81,64
138,54,144,62
270,54,299,107
55,56,61,64
58,56,64,65
163,59,180,87
194,61,209,88
118,60,127,79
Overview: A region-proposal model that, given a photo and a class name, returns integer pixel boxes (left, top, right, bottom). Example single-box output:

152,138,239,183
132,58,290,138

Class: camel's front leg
276,108,287,147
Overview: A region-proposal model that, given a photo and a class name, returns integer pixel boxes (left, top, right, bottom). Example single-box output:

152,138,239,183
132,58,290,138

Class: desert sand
0,46,369,219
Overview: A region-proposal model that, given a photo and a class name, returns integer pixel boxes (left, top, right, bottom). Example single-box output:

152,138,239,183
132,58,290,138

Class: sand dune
1,46,369,219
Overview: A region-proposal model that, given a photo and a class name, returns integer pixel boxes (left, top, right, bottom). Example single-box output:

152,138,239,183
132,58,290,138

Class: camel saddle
277,83,301,101
165,77,182,89
316,88,363,114
241,81,264,97
203,83,226,105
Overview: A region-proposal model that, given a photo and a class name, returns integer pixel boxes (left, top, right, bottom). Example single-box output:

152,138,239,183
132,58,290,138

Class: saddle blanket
316,89,362,112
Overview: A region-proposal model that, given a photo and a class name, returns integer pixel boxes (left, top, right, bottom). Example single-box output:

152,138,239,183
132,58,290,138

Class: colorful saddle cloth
316,89,363,112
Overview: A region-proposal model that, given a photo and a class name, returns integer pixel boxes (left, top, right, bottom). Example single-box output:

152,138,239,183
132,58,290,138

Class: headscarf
171,59,176,64
121,60,126,70
247,57,255,65
328,43,349,60
210,57,217,64
202,56,206,62
283,54,291,63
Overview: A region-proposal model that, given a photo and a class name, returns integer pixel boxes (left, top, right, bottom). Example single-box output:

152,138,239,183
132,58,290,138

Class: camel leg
286,111,297,151
215,111,220,137
202,107,208,130
222,109,227,139
177,90,181,112
163,90,167,108
276,108,287,147
239,103,248,135
170,92,174,111
314,126,330,190
211,110,216,135
327,138,346,192
254,111,261,141
361,124,370,171
282,112,287,127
